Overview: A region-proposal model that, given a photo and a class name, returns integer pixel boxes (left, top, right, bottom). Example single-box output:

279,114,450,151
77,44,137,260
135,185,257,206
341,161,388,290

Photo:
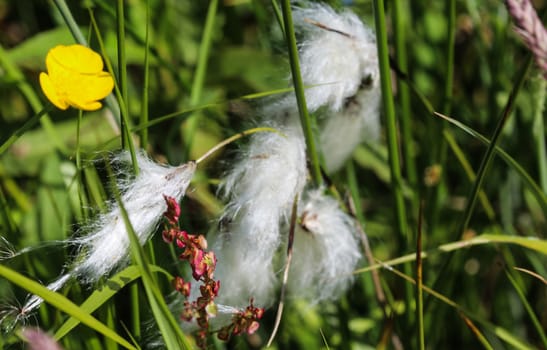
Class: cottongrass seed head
292,2,379,112
269,2,381,172
72,150,196,283
20,151,196,314
289,189,361,303
320,79,382,172
213,115,308,308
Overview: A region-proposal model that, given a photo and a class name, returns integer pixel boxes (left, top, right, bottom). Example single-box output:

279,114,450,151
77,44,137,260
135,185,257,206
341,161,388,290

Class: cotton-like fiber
292,2,379,112
22,151,196,314
213,115,308,308
288,189,361,303
320,82,382,172
266,3,381,172
71,150,196,283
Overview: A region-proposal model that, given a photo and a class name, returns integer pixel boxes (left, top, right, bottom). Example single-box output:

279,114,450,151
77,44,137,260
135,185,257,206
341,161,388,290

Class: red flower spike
175,231,189,248
162,228,177,244
181,301,194,322
254,307,265,319
161,195,263,349
197,235,208,250
163,195,180,225
173,276,191,297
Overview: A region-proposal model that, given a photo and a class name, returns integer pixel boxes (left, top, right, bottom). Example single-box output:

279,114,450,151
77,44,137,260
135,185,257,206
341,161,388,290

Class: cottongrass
291,2,379,113
213,115,308,308
211,2,378,310
267,2,381,173
288,189,361,303
320,81,382,172
21,150,196,313
70,150,196,283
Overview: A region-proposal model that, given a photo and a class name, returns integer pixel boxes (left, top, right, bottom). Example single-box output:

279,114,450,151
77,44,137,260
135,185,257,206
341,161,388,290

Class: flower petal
39,72,69,110
66,72,114,111
41,44,114,111
48,45,105,74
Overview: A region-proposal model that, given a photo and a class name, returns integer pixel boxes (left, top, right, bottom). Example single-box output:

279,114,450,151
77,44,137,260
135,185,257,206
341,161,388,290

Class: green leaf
0,264,137,350
113,183,192,349
54,265,174,340
355,233,547,274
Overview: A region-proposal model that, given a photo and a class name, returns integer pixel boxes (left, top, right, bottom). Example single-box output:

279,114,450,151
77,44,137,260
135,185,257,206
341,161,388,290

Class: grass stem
279,0,322,186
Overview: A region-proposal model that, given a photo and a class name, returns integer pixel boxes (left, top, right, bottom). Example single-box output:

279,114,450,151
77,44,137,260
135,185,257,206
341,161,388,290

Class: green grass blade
182,0,218,161
0,265,137,350
531,77,547,193
443,130,496,219
385,265,534,350
54,265,174,340
111,179,191,349
139,0,151,148
52,0,121,122
416,203,425,350
372,0,413,328
88,8,138,175
117,0,129,150
279,0,322,186
505,269,547,347
372,0,408,244
52,0,86,45
458,313,494,350
435,112,547,215
457,55,533,237
0,104,53,155
355,233,547,274
392,0,418,212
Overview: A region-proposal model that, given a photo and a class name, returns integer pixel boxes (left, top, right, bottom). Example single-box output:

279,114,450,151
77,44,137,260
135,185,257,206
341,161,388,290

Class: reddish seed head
173,276,191,297
163,195,181,225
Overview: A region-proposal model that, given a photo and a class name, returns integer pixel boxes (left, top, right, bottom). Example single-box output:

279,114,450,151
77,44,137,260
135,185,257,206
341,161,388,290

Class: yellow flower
39,44,114,111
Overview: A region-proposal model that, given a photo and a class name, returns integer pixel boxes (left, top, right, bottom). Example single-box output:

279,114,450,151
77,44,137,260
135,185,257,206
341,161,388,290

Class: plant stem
373,0,412,330
392,0,418,211
54,0,121,123
117,0,129,150
279,0,322,186
428,55,534,303
532,77,547,193
89,8,139,175
140,0,151,149
429,0,456,234
372,0,408,245
416,202,425,350
182,0,218,161
458,56,532,237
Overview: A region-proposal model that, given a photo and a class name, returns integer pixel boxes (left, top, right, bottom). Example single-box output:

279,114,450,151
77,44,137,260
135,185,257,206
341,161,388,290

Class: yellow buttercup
39,44,114,111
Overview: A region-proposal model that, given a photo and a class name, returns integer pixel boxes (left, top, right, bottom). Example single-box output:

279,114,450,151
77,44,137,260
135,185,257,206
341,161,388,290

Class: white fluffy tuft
265,3,381,172
71,150,196,283
21,152,195,314
288,189,361,302
292,2,379,112
213,115,308,308
320,83,382,172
